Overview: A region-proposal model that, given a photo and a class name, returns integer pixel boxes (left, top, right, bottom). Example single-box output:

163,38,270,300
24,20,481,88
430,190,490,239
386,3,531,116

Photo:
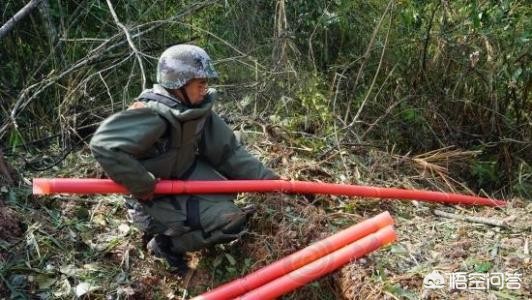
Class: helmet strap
179,86,193,107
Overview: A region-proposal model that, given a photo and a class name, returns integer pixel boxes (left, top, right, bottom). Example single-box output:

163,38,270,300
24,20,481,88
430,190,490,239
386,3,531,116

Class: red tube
192,211,393,300
234,225,396,300
33,178,506,207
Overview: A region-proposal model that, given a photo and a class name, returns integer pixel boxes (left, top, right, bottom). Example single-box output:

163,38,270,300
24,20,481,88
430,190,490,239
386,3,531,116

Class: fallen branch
0,0,43,40
434,209,509,228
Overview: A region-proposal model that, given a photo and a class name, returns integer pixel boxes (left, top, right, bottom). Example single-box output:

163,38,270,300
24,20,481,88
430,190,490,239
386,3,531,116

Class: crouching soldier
90,44,279,274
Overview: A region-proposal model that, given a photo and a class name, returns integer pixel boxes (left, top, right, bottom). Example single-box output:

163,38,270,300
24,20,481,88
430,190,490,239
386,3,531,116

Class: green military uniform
90,84,278,253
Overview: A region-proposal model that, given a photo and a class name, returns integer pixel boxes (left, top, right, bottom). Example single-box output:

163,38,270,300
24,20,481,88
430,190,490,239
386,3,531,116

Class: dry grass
1,127,530,299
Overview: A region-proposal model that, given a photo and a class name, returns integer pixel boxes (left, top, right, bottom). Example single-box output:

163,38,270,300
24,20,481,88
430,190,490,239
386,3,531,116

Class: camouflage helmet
156,44,218,89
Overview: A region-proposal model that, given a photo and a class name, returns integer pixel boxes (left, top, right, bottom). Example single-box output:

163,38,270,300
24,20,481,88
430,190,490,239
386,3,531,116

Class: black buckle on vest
184,198,202,231
181,161,202,231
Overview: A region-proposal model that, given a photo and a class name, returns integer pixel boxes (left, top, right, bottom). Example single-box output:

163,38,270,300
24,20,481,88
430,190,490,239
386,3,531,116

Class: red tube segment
33,178,126,195
192,211,393,300
33,178,506,207
235,225,396,300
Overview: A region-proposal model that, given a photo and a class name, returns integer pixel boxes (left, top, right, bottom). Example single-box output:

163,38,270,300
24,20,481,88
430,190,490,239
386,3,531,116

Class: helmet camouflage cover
157,44,218,89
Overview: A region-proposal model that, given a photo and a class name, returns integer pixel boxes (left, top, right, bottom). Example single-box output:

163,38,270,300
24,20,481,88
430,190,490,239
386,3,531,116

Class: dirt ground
0,200,23,243
0,198,23,296
0,148,530,299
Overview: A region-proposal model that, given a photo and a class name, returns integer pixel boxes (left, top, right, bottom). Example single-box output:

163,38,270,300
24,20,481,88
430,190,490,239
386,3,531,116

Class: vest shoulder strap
136,91,180,148
138,91,181,108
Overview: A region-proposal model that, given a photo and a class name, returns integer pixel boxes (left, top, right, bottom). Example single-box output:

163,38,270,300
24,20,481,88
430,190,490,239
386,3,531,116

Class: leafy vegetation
0,0,530,299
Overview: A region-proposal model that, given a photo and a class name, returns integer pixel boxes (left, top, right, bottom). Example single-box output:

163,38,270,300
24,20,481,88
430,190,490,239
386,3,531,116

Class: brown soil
0,201,22,241
0,200,23,261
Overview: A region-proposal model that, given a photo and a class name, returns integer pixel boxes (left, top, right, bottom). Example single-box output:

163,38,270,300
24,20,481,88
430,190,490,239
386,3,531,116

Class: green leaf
390,244,408,255
385,284,417,300
225,253,237,266
35,274,57,290
474,261,492,273
511,67,523,81
212,254,223,268
8,129,23,153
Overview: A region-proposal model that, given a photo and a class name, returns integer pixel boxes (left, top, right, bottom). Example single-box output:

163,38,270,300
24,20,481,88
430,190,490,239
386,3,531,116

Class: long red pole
33,178,506,207
235,225,396,300
192,211,393,300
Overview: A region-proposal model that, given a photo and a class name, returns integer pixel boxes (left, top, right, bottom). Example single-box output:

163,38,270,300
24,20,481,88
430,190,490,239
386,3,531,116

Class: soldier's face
184,79,208,105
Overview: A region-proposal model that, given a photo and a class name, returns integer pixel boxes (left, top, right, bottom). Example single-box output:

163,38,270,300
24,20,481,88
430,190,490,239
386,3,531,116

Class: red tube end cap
373,211,394,228
33,178,51,195
375,225,397,246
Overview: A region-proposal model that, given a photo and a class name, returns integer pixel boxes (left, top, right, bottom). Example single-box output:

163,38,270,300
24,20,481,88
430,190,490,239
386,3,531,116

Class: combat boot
147,235,189,276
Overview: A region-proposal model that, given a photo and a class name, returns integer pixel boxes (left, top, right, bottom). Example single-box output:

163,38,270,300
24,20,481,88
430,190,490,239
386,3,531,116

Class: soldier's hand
135,191,154,202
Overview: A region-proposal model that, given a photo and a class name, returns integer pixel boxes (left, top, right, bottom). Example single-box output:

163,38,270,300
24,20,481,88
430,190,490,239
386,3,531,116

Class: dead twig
105,0,147,90
524,239,530,264
181,268,196,300
176,21,267,71
3,1,216,139
0,0,43,40
343,0,394,122
348,7,394,128
361,93,407,140
434,209,509,228
405,146,480,193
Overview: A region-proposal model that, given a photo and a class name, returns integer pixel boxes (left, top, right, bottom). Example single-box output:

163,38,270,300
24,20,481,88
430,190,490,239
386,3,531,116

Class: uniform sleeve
89,108,167,196
199,113,279,180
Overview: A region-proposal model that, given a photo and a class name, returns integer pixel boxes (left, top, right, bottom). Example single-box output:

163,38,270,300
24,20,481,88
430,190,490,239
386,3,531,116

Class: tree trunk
37,0,65,65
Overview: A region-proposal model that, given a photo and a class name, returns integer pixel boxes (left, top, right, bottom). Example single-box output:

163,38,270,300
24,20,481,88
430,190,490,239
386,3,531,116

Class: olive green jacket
90,85,278,197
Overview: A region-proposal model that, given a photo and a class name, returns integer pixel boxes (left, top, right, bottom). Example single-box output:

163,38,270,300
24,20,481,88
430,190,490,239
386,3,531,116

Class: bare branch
343,0,394,122
105,0,147,91
434,209,509,228
0,0,43,40
2,0,216,139
348,6,394,128
177,21,267,70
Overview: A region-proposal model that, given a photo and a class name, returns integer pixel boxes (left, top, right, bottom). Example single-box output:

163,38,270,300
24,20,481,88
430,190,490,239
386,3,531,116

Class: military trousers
126,160,248,254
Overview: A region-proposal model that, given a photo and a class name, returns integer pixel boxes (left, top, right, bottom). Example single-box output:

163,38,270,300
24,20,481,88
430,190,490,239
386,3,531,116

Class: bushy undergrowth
0,0,530,299
1,0,529,196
